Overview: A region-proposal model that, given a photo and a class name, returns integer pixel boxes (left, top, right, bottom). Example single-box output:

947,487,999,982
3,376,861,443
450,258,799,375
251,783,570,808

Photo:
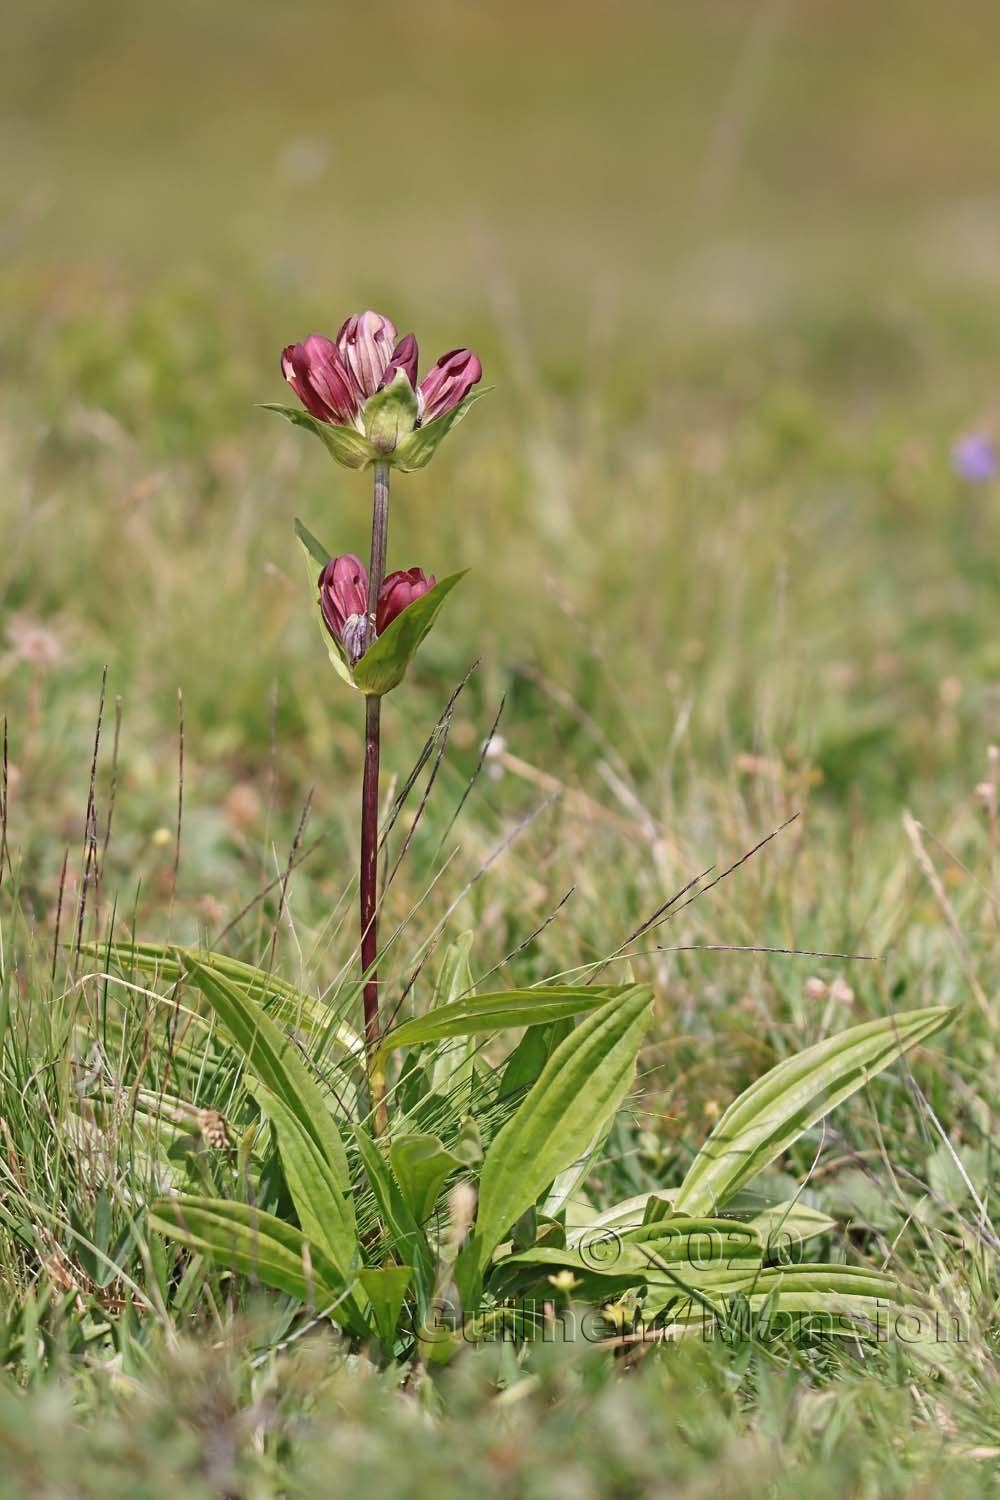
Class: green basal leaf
748,1263,901,1306
565,1190,677,1243
470,984,655,1273
674,1006,955,1217
750,1200,837,1256
712,1265,904,1338
354,1126,434,1308
352,570,467,697
542,1106,618,1220
391,388,491,472
389,1133,465,1224
82,940,364,1057
498,1021,570,1101
260,403,378,469
181,958,355,1202
417,1316,465,1366
376,984,633,1063
428,932,477,1099
150,1197,345,1308
358,1265,413,1346
501,1217,760,1281
363,369,419,454
431,931,475,1010
451,1115,483,1166
627,1265,907,1346
293,517,358,691
251,1082,364,1319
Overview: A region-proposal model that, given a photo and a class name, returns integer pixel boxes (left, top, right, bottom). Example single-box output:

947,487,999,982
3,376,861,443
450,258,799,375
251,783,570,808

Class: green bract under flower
295,518,466,695
262,387,487,470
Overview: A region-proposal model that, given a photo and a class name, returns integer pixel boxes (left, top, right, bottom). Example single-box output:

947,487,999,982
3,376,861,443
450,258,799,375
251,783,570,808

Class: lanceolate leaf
85,941,364,1057
674,1006,955,1217
358,1265,413,1346
431,931,475,1011
498,1021,572,1101
182,959,354,1203
377,985,632,1062
750,1200,837,1255
542,1106,618,1220
389,1133,465,1223
354,1127,434,1306
150,1198,345,1307
565,1190,677,1246
644,1260,903,1332
501,1217,760,1280
251,1083,361,1297
471,985,655,1271
428,932,477,1098
352,571,467,697
748,1263,901,1306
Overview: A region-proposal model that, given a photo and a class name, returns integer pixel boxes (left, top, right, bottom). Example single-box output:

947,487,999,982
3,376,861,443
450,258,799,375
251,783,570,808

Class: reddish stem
361,461,390,1130
360,691,381,1057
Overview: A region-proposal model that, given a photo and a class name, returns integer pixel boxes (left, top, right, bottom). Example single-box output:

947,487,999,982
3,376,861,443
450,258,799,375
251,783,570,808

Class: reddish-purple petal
282,335,359,424
380,333,419,390
336,311,398,400
376,566,436,634
319,553,369,645
418,348,482,423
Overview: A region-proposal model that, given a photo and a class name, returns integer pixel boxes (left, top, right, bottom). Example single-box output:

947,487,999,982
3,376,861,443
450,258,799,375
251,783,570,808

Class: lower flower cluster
319,554,435,666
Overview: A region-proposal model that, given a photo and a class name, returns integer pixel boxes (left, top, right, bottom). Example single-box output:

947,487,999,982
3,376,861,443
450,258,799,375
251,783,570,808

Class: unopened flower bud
336,310,398,401
376,567,436,633
282,335,359,425
380,332,419,390
319,554,369,664
418,348,483,423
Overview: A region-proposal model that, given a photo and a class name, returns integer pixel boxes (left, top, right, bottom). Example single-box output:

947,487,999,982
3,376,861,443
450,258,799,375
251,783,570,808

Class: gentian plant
92,311,954,1364
270,311,484,1126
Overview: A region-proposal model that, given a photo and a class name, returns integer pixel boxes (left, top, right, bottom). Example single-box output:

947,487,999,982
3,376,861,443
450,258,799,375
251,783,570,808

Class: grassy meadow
3,1,1000,1493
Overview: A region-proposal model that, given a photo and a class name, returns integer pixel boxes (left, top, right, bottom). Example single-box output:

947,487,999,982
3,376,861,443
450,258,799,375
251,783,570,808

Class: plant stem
366,462,390,647
361,461,390,1131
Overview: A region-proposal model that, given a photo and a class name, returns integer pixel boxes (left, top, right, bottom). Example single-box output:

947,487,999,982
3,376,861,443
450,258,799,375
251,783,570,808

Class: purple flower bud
418,348,483,423
376,567,436,633
336,310,398,401
380,333,419,390
952,433,997,484
282,335,359,426
319,554,369,664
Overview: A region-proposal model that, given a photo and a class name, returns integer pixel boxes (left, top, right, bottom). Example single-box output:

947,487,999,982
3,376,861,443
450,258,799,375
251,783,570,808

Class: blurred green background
6,0,1000,307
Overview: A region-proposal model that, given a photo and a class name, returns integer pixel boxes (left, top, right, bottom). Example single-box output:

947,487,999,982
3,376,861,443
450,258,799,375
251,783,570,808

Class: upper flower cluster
277,311,483,470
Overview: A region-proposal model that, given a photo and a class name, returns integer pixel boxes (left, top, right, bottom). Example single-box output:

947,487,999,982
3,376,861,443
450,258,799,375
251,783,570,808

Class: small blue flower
952,432,997,483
